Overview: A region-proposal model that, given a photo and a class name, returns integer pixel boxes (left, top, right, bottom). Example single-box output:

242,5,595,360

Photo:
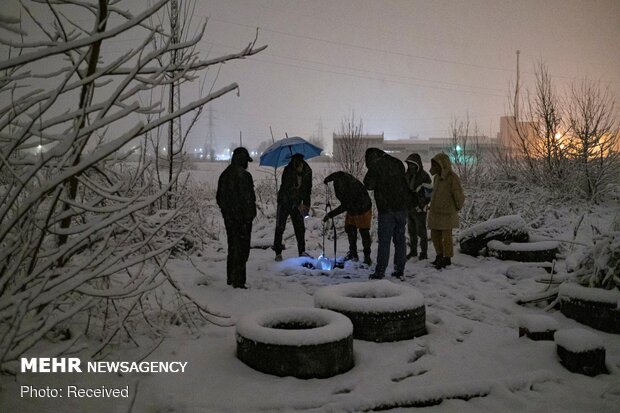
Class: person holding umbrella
273,153,313,261
216,147,256,288
323,171,373,266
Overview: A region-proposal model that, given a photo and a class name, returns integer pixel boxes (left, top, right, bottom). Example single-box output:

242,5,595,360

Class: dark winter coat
363,148,410,212
324,171,372,218
216,151,257,222
277,159,312,207
405,153,432,210
427,153,465,230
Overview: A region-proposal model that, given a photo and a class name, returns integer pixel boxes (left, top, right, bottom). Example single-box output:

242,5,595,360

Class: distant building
332,132,384,162
497,115,536,152
332,132,500,163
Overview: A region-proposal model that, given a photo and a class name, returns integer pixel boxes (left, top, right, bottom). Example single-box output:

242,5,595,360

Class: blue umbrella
259,136,323,168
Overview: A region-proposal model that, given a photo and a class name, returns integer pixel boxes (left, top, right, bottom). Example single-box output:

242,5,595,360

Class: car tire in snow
558,283,620,334
236,307,354,378
487,240,559,262
458,215,529,257
314,280,426,342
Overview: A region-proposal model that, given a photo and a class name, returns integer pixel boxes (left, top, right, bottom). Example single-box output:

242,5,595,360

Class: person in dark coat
404,153,432,260
273,154,312,261
216,147,256,288
363,148,409,279
323,171,373,265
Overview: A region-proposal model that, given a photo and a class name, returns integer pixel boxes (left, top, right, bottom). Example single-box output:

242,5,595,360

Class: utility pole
206,105,216,159
514,50,520,121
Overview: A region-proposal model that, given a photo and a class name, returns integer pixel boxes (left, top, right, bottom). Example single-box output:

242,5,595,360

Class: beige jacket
427,153,465,230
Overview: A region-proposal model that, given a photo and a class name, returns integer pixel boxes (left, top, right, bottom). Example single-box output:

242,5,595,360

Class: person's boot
418,251,428,260
434,256,451,269
363,255,372,266
431,254,443,267
391,270,405,280
344,251,359,262
369,270,384,279
406,250,417,260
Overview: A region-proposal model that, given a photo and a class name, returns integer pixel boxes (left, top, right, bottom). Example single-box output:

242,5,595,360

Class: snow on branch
0,0,266,366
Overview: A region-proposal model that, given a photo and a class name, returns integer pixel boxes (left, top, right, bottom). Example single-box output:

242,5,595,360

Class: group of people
216,146,464,288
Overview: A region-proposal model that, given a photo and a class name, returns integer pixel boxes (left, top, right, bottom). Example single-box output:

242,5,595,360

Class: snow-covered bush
571,232,620,290
0,0,264,367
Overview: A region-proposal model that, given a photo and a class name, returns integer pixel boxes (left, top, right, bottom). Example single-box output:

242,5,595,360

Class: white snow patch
518,314,559,332
559,282,620,307
459,215,527,241
314,279,424,313
235,307,352,346
488,240,560,251
554,328,604,352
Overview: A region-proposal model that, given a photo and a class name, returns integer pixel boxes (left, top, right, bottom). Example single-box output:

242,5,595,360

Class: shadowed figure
216,147,256,288
363,148,410,279
273,154,313,260
323,171,373,265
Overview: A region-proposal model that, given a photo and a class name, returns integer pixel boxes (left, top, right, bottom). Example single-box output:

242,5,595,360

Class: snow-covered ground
2,162,620,412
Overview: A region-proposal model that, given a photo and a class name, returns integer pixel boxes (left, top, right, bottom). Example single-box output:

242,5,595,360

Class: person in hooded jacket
216,147,257,288
363,148,410,279
273,153,313,261
323,171,373,265
427,152,465,269
404,153,432,260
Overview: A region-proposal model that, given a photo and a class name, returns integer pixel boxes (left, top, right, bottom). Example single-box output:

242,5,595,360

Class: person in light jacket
427,152,465,269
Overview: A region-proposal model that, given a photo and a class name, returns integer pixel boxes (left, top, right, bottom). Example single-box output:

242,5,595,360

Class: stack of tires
235,281,427,378
459,215,559,263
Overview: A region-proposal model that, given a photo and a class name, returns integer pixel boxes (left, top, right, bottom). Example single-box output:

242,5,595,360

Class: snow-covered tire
314,280,426,342
558,284,620,334
458,215,529,257
236,307,354,378
487,240,559,262
505,263,554,280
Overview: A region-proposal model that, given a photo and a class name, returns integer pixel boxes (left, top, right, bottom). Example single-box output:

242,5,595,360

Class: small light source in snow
317,255,333,271
37,145,42,152
162,147,166,151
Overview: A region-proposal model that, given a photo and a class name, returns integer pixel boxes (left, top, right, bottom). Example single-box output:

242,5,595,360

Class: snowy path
131,231,620,413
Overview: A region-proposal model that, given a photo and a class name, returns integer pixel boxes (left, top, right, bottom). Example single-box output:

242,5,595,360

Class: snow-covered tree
333,111,367,180
0,0,265,366
566,80,619,200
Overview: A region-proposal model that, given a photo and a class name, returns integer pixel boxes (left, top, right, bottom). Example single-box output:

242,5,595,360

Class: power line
203,15,620,85
200,40,506,94
204,16,517,74
196,45,506,98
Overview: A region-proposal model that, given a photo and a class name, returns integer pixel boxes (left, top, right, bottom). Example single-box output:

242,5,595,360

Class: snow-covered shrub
0,0,264,367
571,232,620,290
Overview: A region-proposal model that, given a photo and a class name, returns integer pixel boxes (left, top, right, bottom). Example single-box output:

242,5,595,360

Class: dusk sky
186,0,619,151
4,0,619,151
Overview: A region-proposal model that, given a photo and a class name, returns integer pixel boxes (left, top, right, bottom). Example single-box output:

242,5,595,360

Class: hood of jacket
365,147,386,166
432,152,453,179
405,153,424,173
